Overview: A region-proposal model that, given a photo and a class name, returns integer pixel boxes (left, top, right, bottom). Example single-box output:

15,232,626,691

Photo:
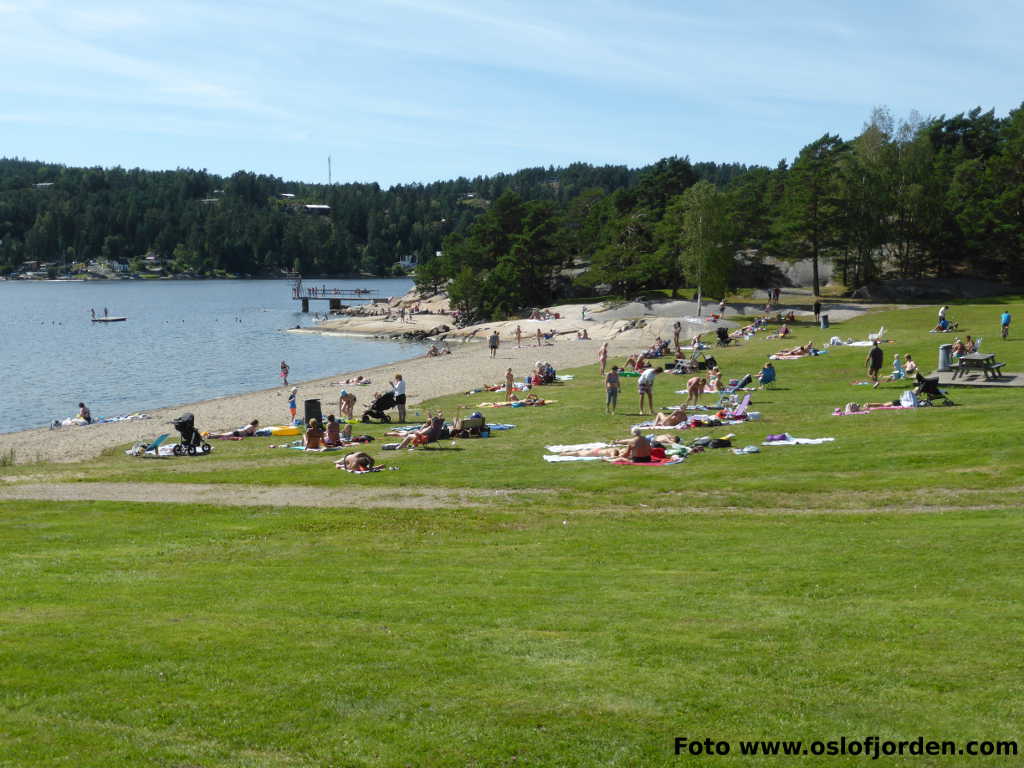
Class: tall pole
695,214,703,318
328,156,332,186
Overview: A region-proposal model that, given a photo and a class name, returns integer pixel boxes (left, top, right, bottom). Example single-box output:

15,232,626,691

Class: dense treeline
3,103,1022,321
0,159,675,277
424,104,1024,320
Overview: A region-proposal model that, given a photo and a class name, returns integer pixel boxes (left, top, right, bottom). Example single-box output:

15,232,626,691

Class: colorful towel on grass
543,454,603,462
607,455,683,466
477,400,555,408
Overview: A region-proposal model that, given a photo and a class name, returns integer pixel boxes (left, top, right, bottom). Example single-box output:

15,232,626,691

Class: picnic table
953,352,1005,380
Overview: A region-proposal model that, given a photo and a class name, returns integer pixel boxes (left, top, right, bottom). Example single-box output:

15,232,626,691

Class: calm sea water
0,278,425,434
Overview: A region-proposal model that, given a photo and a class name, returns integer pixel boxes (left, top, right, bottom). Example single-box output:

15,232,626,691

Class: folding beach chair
129,433,170,457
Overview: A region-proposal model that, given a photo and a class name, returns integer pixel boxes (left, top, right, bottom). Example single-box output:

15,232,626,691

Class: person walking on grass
488,330,499,358
288,386,298,423
605,365,620,415
505,367,515,402
637,366,663,416
1001,309,1012,339
866,340,884,388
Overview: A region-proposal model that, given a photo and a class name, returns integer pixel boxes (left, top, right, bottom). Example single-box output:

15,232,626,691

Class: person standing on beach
605,365,620,415
515,325,523,348
390,373,406,422
488,330,500,358
536,328,543,347
504,367,515,402
280,361,289,386
866,341,884,388
338,389,357,420
672,321,681,350
598,341,608,375
288,386,298,423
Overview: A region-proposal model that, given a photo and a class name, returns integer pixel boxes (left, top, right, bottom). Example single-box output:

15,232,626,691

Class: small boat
91,316,127,323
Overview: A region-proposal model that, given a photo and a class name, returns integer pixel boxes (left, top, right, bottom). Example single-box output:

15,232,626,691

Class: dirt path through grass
2,481,1018,515
0,482,523,509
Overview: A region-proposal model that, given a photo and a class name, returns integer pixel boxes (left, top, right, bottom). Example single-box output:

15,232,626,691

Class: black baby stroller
361,390,395,423
172,412,212,455
914,372,955,406
716,326,732,346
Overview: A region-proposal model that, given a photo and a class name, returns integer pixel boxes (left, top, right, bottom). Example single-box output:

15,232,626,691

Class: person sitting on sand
77,402,92,424
426,344,441,357
334,451,376,471
622,426,653,463
304,418,326,450
652,409,689,427
208,419,260,439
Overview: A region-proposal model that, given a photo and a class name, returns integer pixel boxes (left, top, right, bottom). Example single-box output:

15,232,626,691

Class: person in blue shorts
1001,310,1012,339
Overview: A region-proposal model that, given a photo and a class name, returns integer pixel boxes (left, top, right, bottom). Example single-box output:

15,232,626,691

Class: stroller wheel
381,413,391,423
943,399,955,407
362,413,370,423
187,444,197,456
173,444,184,456
201,442,212,454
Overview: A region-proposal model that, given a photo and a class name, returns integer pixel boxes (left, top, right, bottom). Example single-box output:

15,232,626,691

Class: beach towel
607,455,683,466
762,434,836,446
543,454,604,462
831,405,914,416
546,442,610,453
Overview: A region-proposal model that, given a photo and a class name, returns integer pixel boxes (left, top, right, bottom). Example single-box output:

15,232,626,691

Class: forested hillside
3,103,1021,322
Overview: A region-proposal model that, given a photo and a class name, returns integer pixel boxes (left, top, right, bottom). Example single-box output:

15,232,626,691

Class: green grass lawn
2,300,1023,766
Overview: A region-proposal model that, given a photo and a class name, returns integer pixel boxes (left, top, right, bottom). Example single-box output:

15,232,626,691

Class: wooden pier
288,274,381,313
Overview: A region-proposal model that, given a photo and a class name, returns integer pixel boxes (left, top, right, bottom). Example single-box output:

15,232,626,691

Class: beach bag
710,438,732,449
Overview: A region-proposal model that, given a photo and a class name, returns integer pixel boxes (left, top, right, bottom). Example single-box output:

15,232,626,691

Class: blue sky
2,0,1021,187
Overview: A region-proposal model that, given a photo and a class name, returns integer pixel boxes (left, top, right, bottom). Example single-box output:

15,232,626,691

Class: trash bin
938,344,953,372
303,398,322,426
819,313,829,329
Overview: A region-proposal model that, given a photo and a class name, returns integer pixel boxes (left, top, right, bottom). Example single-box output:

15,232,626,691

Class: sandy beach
0,294,866,466
0,305,643,465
